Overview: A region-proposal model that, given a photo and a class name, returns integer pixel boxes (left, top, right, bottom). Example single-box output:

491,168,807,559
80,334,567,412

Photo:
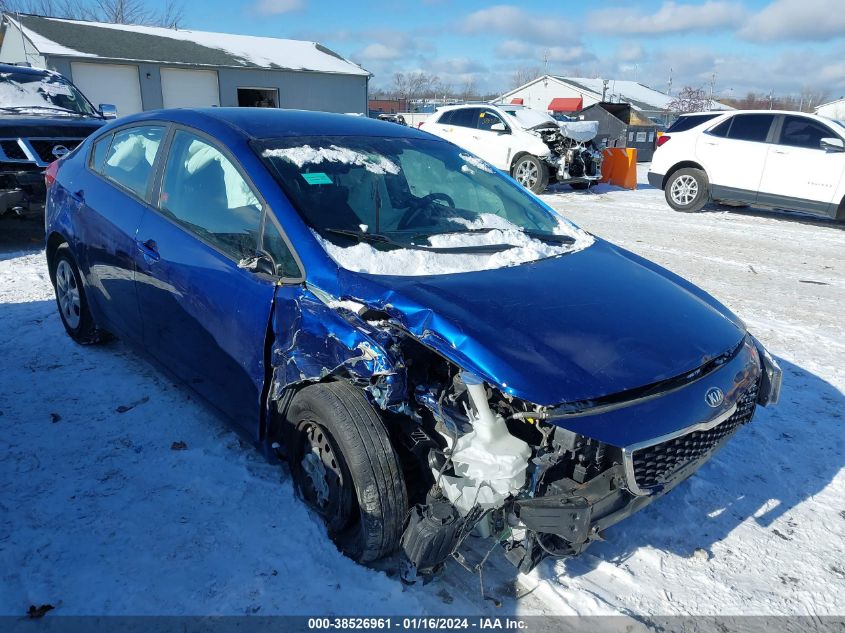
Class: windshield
0,70,99,117
258,135,593,276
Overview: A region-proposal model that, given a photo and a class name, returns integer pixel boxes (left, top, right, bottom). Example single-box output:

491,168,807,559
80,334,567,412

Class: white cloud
462,5,579,45
740,0,845,42
353,43,402,62
254,0,304,15
587,1,743,35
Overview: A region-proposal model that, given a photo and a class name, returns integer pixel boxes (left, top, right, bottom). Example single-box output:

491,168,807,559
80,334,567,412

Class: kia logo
51,145,70,158
704,387,725,408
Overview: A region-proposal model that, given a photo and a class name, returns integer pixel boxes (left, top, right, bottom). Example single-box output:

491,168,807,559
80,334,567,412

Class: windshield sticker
41,82,72,97
302,172,333,185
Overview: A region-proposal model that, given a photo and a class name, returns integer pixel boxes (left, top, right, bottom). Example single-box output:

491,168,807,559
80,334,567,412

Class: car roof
124,107,434,141
0,63,53,76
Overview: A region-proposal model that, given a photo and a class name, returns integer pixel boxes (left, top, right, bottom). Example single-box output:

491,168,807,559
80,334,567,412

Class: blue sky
177,0,844,100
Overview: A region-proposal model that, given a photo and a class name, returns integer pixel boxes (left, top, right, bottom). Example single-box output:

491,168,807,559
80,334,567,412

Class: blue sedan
44,108,781,574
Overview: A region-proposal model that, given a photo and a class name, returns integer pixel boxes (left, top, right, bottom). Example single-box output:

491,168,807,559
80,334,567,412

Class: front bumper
0,169,46,219
514,335,776,552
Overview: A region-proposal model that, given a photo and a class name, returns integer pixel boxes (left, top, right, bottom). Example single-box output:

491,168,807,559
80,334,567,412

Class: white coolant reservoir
438,373,531,516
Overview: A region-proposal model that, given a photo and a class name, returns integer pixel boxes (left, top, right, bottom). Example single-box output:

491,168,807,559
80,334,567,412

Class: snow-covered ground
1,166,843,617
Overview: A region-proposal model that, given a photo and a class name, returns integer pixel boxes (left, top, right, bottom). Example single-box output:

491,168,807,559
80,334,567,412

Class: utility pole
667,67,673,96
708,72,716,109
769,90,774,110
602,79,609,101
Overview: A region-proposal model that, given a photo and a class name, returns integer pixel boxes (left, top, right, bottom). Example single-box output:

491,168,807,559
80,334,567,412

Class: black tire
512,155,549,194
283,381,408,563
50,244,107,345
665,167,709,212
569,181,593,191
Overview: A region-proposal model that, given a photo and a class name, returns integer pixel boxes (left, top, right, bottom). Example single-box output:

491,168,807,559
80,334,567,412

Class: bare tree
1,0,186,26
458,77,476,102
668,86,711,113
511,66,541,89
392,71,438,102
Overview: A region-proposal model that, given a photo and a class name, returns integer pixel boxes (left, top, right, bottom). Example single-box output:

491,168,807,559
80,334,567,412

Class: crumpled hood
333,239,746,406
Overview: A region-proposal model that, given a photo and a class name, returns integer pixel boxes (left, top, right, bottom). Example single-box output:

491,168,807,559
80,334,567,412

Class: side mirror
490,122,509,133
99,104,117,119
820,137,845,152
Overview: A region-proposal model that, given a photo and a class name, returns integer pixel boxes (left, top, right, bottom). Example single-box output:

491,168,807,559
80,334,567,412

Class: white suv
649,110,845,220
422,103,602,193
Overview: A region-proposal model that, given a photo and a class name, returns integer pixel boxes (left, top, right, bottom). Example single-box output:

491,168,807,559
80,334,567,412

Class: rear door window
99,125,165,199
450,108,481,128
158,130,263,262
778,115,835,149
724,114,775,143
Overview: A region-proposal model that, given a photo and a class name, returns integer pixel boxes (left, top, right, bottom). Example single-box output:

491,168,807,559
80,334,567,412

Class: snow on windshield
459,153,494,174
315,213,594,276
502,107,557,129
263,145,400,175
0,72,87,114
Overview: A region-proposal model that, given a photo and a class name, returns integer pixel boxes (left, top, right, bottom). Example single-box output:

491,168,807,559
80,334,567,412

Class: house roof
5,14,369,76
499,75,733,113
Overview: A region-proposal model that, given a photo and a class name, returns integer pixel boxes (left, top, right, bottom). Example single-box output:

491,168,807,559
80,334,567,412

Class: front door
134,128,278,432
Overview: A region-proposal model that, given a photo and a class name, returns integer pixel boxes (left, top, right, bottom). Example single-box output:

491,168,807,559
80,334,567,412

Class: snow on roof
6,14,368,76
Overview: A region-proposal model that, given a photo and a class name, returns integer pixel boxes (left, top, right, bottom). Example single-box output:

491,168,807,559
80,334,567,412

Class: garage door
71,62,143,116
161,68,220,109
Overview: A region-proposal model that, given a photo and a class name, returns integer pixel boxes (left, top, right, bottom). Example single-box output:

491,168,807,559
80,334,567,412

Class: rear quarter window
90,134,112,173
666,114,720,133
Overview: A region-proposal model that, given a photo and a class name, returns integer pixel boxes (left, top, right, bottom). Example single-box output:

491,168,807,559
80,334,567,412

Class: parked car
45,108,781,576
377,113,407,126
0,63,115,220
423,103,602,193
650,110,845,220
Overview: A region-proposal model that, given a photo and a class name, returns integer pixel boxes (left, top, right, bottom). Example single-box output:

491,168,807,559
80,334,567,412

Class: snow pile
315,213,594,276
264,146,401,176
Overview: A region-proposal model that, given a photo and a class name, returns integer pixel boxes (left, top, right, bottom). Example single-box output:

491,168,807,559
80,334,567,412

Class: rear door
134,127,290,433
696,113,776,200
432,107,482,155
757,114,845,215
76,123,167,343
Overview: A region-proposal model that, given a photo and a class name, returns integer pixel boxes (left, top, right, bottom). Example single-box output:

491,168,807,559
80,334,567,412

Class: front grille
631,382,759,490
27,139,81,163
0,140,27,160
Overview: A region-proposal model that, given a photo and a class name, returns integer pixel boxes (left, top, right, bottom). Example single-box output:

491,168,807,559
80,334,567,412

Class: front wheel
283,381,408,563
665,168,709,212
512,155,549,194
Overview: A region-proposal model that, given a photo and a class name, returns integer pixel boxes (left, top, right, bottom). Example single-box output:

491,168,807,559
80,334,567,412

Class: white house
0,13,370,116
497,75,732,121
815,98,845,120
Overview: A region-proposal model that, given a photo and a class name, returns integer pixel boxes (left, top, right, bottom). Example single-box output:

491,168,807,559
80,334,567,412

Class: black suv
0,63,113,220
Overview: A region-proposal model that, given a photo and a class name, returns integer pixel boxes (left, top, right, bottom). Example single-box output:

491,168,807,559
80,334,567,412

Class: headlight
752,336,782,407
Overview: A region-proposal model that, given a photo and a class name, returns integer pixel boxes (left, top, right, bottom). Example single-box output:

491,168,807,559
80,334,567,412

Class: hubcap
514,159,539,188
55,259,81,329
670,174,699,206
298,421,353,533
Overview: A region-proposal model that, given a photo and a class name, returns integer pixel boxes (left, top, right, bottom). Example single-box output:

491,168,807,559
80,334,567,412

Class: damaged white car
422,103,603,193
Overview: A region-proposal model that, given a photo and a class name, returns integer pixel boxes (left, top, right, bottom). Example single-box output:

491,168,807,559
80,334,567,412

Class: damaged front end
268,280,781,578
536,122,603,187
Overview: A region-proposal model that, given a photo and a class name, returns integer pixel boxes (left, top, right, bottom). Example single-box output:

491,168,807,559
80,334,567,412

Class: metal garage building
0,14,369,116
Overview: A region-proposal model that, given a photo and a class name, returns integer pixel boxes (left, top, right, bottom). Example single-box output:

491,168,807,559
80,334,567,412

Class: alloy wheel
55,259,81,329
670,174,699,206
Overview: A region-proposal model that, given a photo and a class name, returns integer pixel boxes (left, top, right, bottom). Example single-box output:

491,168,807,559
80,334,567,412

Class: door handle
135,238,160,263
772,149,788,154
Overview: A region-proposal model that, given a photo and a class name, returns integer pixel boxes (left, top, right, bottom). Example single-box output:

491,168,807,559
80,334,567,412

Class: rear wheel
50,245,107,344
283,381,408,563
665,168,709,212
512,155,549,194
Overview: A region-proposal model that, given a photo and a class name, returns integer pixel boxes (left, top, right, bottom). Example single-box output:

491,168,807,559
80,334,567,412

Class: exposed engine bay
539,121,603,185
